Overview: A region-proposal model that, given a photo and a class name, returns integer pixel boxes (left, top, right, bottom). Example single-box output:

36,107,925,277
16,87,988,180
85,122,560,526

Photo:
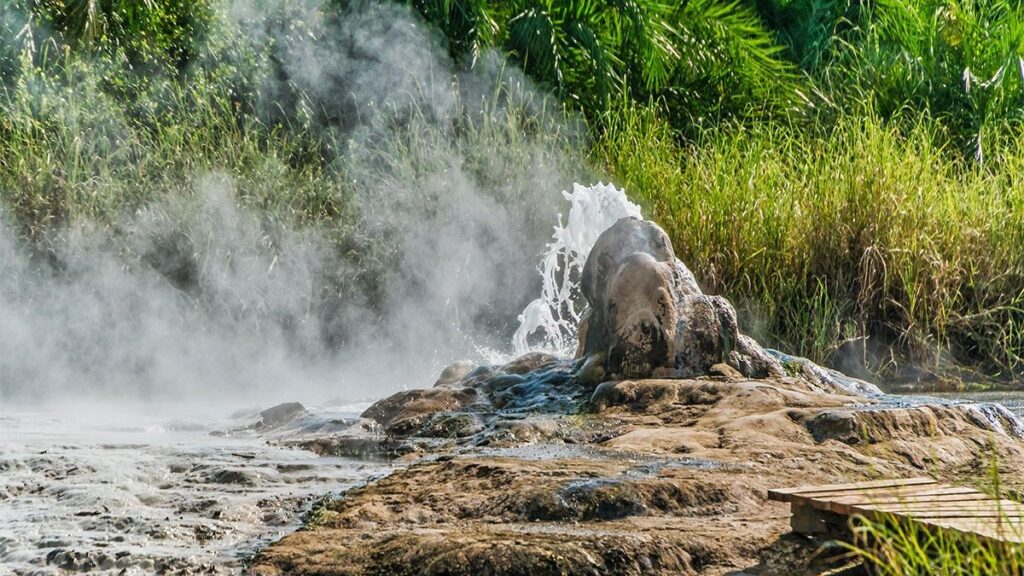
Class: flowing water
0,404,391,575
923,390,1024,417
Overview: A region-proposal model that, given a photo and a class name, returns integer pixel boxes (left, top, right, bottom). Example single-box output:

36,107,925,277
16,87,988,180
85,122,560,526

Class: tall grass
0,51,350,239
598,104,1024,382
844,512,1024,575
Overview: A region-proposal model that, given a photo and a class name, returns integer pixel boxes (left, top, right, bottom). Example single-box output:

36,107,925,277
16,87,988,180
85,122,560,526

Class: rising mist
0,0,594,408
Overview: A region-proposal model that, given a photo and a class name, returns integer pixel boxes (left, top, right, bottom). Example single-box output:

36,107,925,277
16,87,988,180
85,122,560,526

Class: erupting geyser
513,183,641,356
514,182,781,381
576,217,783,381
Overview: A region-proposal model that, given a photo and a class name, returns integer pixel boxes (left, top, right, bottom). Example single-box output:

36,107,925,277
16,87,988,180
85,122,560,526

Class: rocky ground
250,354,1024,576
252,217,1024,575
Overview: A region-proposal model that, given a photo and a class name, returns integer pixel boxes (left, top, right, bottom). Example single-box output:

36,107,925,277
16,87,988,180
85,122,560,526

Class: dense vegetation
2,0,1024,384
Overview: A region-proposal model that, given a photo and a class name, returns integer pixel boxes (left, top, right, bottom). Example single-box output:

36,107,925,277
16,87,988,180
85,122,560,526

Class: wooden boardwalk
768,477,1024,543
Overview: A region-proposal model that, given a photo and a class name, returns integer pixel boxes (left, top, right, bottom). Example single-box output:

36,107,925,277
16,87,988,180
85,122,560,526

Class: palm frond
507,6,563,87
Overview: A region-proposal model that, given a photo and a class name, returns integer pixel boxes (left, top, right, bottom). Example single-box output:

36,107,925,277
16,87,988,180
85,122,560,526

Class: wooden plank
801,479,941,496
768,477,936,502
854,499,1024,513
927,517,1024,543
787,483,953,508
854,498,1013,510
819,487,984,515
867,509,1024,520
835,487,987,502
772,477,1024,544
827,486,982,502
918,512,1024,521
848,512,1024,545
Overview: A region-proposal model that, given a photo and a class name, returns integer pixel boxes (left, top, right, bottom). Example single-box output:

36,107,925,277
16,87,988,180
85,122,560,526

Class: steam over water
0,404,387,574
0,0,592,406
0,181,635,573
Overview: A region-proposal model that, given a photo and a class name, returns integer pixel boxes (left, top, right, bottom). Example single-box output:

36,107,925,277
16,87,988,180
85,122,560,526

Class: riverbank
251,357,1024,575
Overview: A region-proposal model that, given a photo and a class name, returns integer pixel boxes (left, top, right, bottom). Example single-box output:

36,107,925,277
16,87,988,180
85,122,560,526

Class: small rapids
0,405,391,575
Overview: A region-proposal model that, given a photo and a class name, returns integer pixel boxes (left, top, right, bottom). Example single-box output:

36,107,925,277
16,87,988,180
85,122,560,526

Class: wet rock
589,379,726,413
207,468,257,485
767,349,882,397
45,548,65,565
500,351,560,375
360,356,583,438
419,412,485,438
193,524,219,543
260,402,308,427
961,403,1024,438
298,436,416,459
578,218,782,380
254,528,697,576
796,403,1024,471
362,387,483,435
521,477,729,522
708,363,743,380
804,410,862,444
433,361,476,387
482,418,562,446
96,553,115,570
488,366,578,412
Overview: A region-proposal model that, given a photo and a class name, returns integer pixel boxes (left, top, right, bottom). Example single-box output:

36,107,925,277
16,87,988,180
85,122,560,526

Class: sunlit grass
598,103,1024,381
842,512,1024,575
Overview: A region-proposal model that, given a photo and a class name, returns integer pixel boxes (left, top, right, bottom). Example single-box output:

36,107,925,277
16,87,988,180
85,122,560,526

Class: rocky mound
252,218,1024,575
577,217,781,381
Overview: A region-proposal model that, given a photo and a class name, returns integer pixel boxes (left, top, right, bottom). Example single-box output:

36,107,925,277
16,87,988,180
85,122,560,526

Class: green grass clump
598,103,1024,380
844,512,1024,575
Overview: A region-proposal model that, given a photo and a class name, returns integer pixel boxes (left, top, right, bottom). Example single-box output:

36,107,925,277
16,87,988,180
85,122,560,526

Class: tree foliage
7,0,1024,151
400,0,801,127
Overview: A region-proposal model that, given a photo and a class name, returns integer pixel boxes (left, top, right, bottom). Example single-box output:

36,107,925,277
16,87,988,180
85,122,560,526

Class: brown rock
361,387,482,434
578,217,782,380
256,374,1024,576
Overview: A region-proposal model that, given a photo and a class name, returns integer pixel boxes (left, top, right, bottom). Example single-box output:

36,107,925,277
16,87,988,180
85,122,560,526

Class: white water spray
512,182,641,356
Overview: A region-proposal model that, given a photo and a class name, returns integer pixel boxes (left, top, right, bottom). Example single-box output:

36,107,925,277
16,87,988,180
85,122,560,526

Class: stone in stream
259,402,308,427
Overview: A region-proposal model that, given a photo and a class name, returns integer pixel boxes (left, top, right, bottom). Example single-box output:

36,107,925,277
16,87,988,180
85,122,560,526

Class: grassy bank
599,105,1024,383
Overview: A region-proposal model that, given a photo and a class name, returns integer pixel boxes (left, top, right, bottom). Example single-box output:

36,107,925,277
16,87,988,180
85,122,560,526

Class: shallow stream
4,377,1024,576
0,404,390,575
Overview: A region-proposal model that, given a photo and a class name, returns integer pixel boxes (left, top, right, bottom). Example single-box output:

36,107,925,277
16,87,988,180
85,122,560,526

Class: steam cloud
0,0,593,407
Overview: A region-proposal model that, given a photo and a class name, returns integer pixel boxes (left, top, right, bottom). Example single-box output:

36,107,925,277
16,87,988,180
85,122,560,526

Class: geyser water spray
512,182,641,356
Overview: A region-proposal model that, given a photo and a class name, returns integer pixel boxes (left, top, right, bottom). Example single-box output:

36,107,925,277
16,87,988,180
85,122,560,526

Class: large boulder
578,217,782,380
